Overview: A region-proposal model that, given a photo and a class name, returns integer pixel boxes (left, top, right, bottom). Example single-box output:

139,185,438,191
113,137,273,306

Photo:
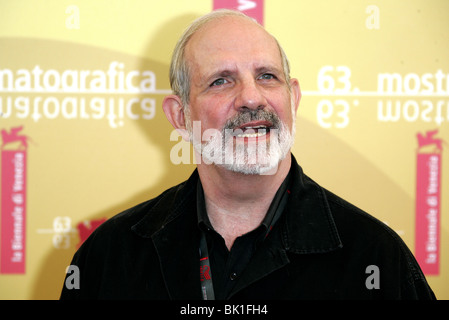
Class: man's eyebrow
203,64,282,80
202,67,237,83
254,65,283,75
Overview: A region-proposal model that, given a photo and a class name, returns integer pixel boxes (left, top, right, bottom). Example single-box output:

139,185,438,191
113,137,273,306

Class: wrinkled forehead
184,16,282,75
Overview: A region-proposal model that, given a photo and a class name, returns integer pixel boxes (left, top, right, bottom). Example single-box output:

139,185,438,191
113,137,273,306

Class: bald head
169,9,291,107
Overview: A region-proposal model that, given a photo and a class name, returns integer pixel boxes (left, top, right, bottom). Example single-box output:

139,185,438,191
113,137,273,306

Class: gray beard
187,109,295,175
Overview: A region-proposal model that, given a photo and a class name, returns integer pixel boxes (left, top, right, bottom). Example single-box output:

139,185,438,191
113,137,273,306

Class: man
60,9,435,300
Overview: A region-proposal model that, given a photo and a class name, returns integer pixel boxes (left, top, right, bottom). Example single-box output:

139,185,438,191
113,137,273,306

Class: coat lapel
151,208,202,300
132,171,203,300
282,156,343,254
228,155,343,298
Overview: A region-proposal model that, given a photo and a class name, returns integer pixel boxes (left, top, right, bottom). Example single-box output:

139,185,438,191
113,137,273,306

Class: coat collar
281,155,343,254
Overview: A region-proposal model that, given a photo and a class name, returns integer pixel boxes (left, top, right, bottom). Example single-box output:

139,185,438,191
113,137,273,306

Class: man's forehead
185,16,282,76
192,15,264,37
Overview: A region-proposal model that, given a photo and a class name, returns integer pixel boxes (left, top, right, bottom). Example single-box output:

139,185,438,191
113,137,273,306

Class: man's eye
210,78,227,86
259,73,275,80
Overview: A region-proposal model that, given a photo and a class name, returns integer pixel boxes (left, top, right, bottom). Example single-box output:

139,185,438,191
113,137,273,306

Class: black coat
60,156,435,300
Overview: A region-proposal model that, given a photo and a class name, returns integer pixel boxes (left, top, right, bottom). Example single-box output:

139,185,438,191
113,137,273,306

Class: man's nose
235,79,267,112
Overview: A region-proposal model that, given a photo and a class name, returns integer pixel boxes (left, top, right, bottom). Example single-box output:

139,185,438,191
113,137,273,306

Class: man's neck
197,154,292,250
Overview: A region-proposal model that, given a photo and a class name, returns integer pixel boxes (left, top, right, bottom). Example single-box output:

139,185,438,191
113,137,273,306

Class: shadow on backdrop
30,13,199,299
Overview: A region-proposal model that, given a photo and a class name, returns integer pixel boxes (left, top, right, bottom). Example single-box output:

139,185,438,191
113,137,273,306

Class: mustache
223,109,281,131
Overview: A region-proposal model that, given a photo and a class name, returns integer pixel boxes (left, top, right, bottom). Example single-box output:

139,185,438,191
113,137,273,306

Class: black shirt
196,172,291,300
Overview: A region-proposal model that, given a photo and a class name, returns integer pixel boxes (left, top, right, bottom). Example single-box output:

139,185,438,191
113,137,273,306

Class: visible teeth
232,124,271,138
245,125,267,129
236,130,267,138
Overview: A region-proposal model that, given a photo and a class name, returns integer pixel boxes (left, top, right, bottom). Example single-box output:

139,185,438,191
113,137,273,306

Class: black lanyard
199,232,215,300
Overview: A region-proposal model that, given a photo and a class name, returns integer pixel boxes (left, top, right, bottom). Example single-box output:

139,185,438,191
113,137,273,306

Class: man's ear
289,78,301,116
162,95,190,141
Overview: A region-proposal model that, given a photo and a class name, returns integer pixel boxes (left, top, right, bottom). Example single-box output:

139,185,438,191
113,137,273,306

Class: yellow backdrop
0,0,447,299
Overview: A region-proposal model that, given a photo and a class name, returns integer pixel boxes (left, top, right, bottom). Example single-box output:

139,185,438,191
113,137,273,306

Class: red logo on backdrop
76,218,106,248
213,0,264,25
1,126,30,274
415,129,444,275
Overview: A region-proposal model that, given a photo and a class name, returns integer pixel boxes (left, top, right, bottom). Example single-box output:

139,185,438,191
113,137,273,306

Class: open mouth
232,121,273,138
